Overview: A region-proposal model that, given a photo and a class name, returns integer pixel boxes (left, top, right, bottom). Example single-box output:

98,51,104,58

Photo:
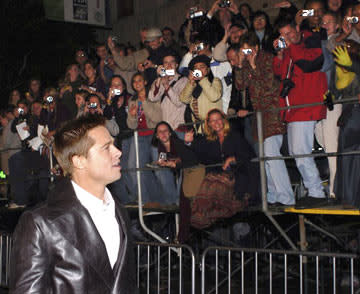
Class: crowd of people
1,0,360,229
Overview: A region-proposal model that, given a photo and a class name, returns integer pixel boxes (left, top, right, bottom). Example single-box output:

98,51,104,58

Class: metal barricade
201,246,359,294
0,232,12,288
136,241,196,294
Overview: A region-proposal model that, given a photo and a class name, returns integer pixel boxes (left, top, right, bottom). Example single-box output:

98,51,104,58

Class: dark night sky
0,0,97,108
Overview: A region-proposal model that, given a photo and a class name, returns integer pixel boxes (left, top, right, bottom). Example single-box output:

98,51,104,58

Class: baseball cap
145,27,162,42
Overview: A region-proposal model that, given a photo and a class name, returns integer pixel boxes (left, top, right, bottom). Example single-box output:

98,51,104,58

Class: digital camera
219,0,231,8
160,68,166,77
280,79,295,98
242,48,252,55
160,68,175,77
111,36,119,44
17,108,24,115
165,69,175,76
301,9,314,16
159,152,167,161
193,69,202,79
112,89,122,96
195,43,205,52
88,102,98,109
189,7,204,19
346,16,359,24
46,96,54,104
278,37,287,49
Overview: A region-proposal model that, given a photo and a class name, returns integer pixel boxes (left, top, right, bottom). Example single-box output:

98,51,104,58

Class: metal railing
0,232,12,288
201,246,359,294
2,232,359,294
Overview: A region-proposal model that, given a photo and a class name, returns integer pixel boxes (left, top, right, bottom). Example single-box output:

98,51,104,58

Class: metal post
256,111,268,211
299,215,308,294
134,131,167,244
257,111,297,250
49,145,54,182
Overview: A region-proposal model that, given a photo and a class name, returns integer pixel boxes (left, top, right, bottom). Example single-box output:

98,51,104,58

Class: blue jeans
287,121,325,198
151,147,179,205
264,135,294,205
109,137,136,204
128,135,178,204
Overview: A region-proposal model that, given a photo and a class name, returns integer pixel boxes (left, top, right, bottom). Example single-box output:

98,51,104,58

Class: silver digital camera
189,7,204,19
46,96,54,103
159,152,167,161
88,102,97,109
242,48,252,55
193,69,202,79
278,37,287,49
302,9,314,16
195,43,205,52
112,89,122,96
347,16,359,24
219,0,231,8
160,68,175,77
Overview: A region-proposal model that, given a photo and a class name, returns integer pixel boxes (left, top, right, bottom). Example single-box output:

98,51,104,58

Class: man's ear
72,154,86,170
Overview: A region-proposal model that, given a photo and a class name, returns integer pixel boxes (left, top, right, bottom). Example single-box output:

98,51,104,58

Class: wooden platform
283,205,360,215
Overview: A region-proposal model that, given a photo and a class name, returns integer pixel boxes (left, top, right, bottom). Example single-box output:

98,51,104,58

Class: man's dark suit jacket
9,178,137,294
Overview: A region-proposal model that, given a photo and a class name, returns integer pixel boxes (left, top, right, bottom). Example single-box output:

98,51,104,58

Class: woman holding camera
60,64,84,118
180,55,223,132
39,88,72,139
127,73,177,205
235,32,294,207
80,60,106,102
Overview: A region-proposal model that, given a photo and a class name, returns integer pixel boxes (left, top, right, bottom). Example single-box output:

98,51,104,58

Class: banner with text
43,0,107,26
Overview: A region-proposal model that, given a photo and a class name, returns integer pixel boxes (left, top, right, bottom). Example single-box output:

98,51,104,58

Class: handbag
182,165,205,198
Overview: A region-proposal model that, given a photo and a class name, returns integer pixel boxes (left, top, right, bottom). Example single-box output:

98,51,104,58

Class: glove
333,46,352,67
323,90,334,111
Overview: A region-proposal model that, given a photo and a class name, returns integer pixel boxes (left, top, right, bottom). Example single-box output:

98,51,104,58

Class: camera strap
285,59,293,79
160,77,179,103
284,59,294,110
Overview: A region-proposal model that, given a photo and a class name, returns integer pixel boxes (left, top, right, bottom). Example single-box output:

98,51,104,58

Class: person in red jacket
273,18,327,209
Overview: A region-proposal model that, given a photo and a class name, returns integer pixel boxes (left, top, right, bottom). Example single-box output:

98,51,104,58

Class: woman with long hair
39,88,72,139
127,73,177,205
8,90,22,107
184,108,259,229
60,64,84,118
80,60,106,102
250,10,274,53
239,3,253,29
25,78,42,103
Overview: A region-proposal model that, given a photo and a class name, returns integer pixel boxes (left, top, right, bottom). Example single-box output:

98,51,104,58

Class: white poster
43,0,107,26
64,0,105,26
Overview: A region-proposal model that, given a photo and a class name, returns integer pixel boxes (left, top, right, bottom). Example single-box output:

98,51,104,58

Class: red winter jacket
273,31,327,122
